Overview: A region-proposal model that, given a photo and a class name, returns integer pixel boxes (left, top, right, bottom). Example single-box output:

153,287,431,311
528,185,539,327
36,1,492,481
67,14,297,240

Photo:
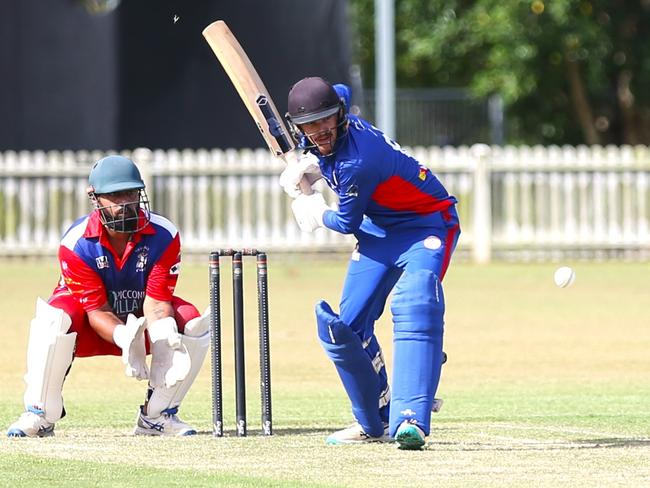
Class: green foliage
349,0,650,144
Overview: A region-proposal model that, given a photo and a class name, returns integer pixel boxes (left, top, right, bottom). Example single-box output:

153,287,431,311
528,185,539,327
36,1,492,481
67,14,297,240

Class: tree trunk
565,57,601,145
617,70,639,145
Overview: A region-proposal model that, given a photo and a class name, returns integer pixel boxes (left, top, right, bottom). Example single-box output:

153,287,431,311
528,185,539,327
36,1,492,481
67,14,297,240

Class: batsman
281,77,461,450
7,155,210,437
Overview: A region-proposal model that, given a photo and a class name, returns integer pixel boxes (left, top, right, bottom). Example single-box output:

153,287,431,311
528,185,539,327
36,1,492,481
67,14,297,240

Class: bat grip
298,177,314,195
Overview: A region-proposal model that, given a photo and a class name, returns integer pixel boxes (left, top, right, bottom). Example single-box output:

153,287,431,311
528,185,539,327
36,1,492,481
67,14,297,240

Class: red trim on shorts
439,208,459,281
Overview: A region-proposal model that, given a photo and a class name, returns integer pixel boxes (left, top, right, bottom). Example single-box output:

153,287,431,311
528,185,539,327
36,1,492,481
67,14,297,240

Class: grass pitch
1,257,649,487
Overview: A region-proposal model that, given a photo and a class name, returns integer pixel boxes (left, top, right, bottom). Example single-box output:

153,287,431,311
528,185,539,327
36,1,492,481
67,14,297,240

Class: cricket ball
554,266,576,288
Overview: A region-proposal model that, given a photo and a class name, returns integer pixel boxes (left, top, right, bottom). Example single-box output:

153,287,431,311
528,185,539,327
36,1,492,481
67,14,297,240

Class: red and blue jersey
53,211,181,321
315,114,457,235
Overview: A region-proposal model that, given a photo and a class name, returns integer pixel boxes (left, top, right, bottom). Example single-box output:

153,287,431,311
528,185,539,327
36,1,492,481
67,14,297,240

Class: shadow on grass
573,437,650,448
195,427,331,437
426,437,650,451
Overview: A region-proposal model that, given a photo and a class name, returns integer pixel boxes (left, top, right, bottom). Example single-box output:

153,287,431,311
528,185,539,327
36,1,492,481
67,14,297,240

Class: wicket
208,248,272,437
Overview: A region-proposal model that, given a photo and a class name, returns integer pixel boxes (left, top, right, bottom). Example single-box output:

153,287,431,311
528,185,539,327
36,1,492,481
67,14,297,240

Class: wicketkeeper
281,77,461,450
7,155,210,437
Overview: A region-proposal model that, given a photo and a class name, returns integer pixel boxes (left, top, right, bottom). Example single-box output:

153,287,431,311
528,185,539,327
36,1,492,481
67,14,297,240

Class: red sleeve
58,245,108,312
145,233,181,302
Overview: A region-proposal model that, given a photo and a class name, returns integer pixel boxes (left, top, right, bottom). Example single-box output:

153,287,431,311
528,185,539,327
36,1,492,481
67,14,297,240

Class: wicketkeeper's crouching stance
7,155,210,438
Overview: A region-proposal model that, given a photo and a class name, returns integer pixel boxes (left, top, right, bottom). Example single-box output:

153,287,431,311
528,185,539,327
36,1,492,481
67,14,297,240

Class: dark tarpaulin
0,0,352,151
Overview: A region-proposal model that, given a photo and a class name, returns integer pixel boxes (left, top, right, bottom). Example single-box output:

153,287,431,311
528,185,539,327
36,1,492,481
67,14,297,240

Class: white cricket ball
554,266,575,288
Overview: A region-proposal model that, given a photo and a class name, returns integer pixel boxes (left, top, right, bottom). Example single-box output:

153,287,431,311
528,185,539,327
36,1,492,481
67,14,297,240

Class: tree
349,0,650,145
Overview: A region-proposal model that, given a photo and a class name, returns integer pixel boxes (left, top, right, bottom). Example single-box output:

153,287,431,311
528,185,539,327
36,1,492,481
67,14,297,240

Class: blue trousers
336,208,460,437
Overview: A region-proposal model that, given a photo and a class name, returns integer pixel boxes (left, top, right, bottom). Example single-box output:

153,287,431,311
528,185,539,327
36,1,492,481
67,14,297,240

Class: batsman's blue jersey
303,87,461,440
312,115,457,236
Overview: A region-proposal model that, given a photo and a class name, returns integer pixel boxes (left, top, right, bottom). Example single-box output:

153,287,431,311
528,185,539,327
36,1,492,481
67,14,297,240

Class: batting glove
291,191,331,232
279,152,322,198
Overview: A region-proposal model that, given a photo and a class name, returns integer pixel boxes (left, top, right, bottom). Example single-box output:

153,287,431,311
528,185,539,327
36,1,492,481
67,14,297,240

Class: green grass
1,258,649,487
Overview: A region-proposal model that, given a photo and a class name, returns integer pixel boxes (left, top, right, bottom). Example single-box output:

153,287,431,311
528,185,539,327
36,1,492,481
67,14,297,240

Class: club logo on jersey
418,167,428,181
135,246,149,272
95,256,109,269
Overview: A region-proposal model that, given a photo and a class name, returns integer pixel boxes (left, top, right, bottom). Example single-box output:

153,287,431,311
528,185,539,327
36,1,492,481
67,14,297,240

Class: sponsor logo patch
96,256,109,269
109,289,145,316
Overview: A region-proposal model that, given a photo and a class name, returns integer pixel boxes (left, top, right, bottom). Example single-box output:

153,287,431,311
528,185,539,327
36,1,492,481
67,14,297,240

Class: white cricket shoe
326,422,392,445
7,408,55,438
395,420,426,450
133,406,197,436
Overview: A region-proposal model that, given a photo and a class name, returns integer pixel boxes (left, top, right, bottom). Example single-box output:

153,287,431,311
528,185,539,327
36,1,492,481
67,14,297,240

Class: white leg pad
23,298,77,424
146,332,210,417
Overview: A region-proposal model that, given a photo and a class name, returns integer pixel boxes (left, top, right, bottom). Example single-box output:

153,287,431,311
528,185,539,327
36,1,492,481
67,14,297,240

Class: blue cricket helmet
87,155,150,233
89,155,145,194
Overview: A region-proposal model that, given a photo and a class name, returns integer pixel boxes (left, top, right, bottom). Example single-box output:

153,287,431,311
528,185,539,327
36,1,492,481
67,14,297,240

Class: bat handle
298,177,314,195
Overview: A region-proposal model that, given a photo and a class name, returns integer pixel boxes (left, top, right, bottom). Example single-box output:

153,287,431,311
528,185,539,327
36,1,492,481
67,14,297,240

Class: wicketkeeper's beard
100,205,140,233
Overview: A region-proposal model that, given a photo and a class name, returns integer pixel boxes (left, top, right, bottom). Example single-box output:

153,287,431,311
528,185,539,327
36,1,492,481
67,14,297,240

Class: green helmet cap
89,155,145,194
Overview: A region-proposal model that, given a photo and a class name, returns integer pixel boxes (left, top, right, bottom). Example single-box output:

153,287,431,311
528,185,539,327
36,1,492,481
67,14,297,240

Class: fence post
471,144,492,263
132,147,154,206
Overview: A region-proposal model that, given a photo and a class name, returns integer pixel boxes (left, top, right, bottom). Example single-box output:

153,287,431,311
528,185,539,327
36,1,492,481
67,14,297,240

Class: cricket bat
202,20,314,194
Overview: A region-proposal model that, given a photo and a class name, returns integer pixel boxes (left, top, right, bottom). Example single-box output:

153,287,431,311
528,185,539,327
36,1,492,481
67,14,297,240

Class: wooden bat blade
202,20,295,157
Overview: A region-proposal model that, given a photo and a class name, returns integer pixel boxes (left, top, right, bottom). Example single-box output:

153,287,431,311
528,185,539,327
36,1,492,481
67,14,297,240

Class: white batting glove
291,191,331,232
279,152,322,198
113,315,149,381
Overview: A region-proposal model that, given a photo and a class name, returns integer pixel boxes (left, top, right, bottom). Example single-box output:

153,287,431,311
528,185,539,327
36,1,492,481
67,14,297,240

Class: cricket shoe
133,406,197,436
395,420,426,450
7,407,55,438
326,422,392,445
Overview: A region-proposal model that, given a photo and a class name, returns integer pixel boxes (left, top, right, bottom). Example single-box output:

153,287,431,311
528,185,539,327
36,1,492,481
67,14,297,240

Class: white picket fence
1,145,649,261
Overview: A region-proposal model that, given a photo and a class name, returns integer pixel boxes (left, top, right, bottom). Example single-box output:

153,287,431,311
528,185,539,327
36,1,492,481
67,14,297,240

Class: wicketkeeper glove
113,315,149,381
148,317,191,389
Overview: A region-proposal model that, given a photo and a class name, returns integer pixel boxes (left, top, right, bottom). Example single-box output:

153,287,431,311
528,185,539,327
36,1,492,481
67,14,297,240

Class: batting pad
23,298,76,424
316,300,386,438
389,269,445,437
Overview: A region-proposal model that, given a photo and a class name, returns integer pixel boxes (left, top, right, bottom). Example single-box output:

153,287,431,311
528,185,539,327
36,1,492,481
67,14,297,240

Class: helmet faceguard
87,155,151,233
285,77,348,156
89,189,151,233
